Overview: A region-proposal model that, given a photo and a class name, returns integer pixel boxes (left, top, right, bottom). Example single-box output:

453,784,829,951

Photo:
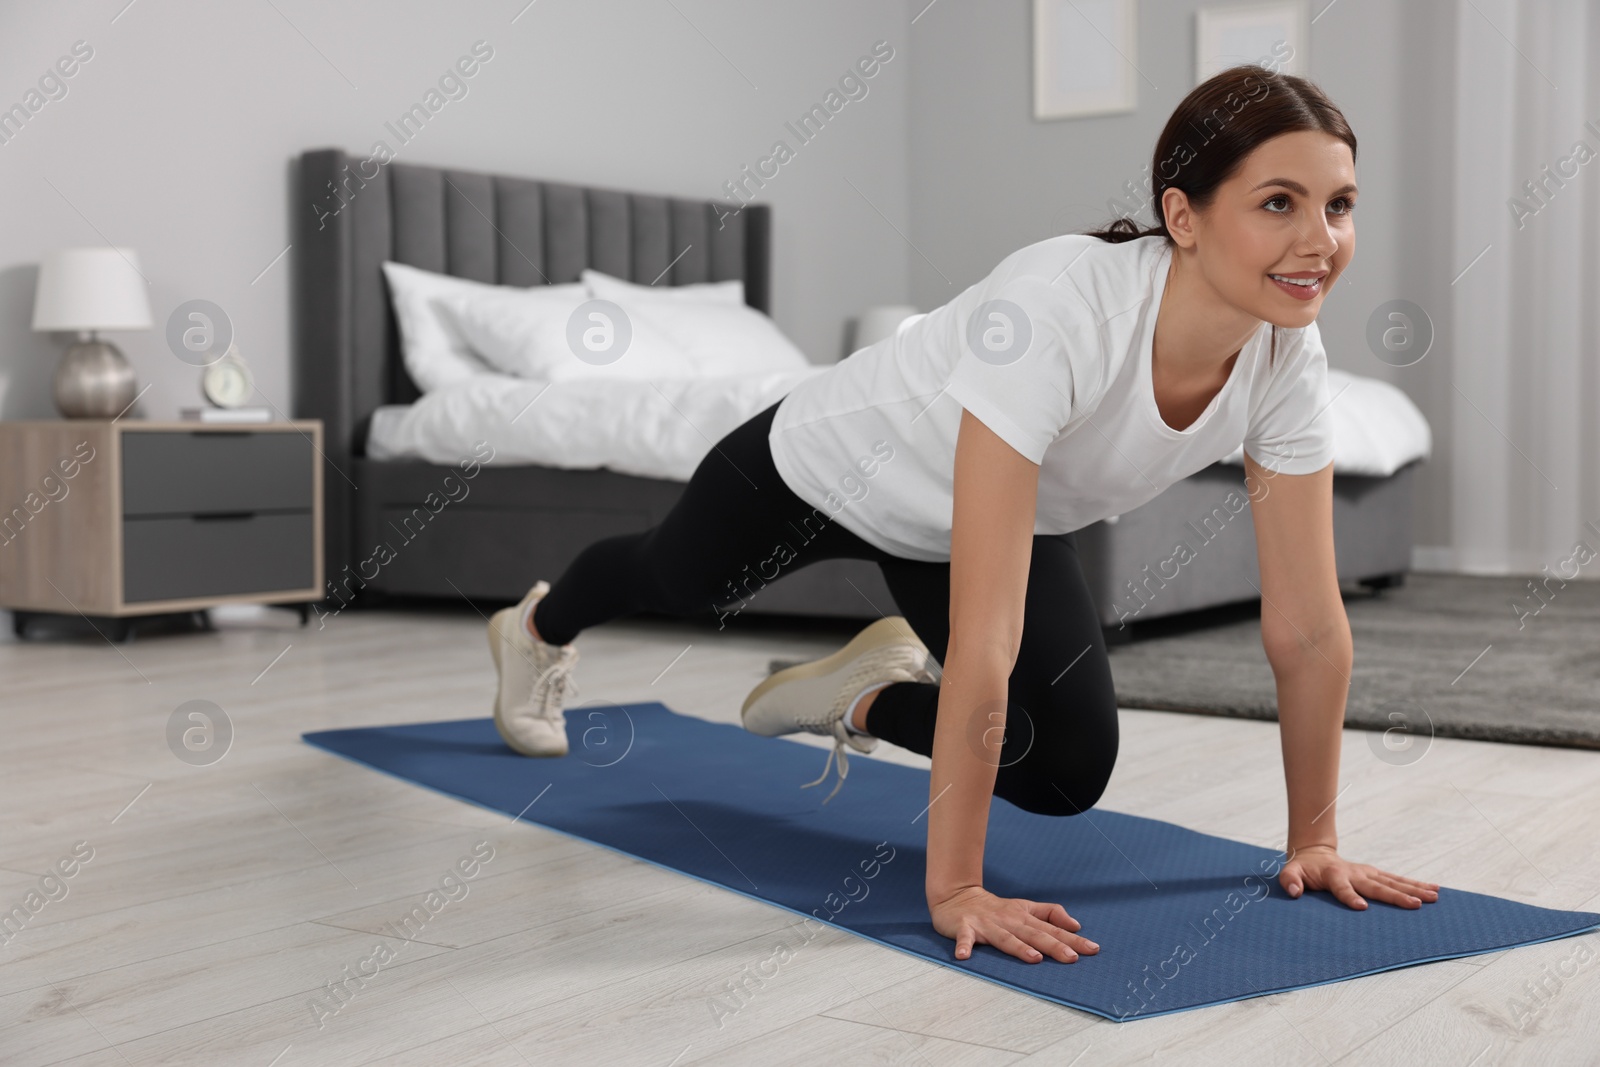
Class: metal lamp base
54,339,138,419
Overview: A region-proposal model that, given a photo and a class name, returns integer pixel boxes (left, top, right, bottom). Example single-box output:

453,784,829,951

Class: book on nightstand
180,407,273,423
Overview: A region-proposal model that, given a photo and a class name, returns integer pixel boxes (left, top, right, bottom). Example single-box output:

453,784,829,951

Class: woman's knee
646,565,728,620
651,553,798,626
1000,770,1114,818
608,521,729,618
993,694,1120,817
998,758,1115,817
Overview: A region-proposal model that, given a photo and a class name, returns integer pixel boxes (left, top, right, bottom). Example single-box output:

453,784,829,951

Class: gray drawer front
123,512,314,603
122,432,313,516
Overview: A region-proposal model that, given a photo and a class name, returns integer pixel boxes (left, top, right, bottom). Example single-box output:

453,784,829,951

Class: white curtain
1448,0,1600,576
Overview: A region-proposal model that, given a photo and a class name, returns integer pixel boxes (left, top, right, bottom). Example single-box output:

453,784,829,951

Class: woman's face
1180,130,1357,329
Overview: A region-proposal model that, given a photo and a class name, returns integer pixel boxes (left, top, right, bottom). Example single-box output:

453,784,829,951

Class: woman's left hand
1278,844,1440,910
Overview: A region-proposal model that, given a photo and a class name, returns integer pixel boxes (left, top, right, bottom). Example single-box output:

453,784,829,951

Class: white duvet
367,366,1431,481
368,369,828,482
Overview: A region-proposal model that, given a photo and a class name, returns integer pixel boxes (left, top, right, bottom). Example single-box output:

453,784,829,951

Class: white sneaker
741,616,937,803
488,581,579,757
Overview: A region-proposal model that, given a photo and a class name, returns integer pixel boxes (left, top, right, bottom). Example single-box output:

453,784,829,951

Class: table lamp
32,247,152,418
851,304,920,352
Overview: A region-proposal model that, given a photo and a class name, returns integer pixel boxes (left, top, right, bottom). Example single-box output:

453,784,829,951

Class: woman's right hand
928,885,1098,964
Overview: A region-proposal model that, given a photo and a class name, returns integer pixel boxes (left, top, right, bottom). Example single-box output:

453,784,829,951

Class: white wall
0,0,912,421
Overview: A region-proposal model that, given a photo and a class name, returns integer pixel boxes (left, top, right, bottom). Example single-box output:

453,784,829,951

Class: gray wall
0,0,911,421
906,0,1455,561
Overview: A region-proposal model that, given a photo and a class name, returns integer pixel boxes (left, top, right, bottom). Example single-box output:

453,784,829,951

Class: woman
487,65,1440,966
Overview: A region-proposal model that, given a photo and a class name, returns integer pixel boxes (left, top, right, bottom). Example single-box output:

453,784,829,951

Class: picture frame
1195,1,1309,83
1033,0,1139,121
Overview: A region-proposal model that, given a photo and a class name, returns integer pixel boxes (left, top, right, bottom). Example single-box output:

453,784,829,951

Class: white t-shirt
767,233,1336,562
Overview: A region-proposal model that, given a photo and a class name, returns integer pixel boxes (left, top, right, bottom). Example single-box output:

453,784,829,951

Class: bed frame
290,148,900,619
291,148,1415,637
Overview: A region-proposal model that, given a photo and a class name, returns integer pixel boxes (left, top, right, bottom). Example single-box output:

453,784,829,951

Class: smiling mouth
1268,272,1326,297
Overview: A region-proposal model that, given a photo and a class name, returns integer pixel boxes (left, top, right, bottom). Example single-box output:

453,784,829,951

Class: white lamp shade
32,247,152,332
852,304,921,351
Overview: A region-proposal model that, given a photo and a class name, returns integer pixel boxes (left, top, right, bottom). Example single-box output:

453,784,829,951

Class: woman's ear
1161,187,1198,249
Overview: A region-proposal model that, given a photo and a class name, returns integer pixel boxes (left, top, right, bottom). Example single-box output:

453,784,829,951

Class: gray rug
1106,571,1600,750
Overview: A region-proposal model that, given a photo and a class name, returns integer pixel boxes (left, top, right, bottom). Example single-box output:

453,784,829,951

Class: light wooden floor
1,603,1596,1066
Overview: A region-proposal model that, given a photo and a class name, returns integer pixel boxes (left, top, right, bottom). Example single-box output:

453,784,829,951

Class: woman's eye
1265,194,1356,216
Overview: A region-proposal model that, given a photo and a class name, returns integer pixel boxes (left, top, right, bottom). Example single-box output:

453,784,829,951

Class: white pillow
436,285,699,382
581,269,810,375
380,262,576,392
580,268,744,306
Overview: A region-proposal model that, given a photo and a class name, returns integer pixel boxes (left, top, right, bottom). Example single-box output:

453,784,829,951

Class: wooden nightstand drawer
122,431,314,516
122,512,315,603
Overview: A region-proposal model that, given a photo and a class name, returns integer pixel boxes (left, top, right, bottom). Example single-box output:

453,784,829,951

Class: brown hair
1083,64,1357,367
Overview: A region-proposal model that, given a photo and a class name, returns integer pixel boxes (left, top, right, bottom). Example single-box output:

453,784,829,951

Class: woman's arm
925,409,1099,963
1244,453,1439,908
927,409,1036,896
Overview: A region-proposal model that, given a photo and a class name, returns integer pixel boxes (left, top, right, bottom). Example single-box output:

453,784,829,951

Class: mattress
366,367,1432,483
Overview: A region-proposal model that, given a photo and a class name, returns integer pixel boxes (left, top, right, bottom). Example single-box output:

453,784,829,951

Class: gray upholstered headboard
292,148,771,440
290,148,771,574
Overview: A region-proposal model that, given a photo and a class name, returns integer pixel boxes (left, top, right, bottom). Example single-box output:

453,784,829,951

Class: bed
292,148,903,620
291,148,1423,638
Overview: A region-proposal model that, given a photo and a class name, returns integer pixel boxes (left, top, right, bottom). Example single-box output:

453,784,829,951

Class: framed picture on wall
1195,1,1309,83
1033,0,1139,121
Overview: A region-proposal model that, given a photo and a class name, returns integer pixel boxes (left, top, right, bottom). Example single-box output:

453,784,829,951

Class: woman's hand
929,885,1099,964
1278,844,1440,910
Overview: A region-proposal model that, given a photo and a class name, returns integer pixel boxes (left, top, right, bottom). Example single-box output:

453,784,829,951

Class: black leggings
534,399,1120,816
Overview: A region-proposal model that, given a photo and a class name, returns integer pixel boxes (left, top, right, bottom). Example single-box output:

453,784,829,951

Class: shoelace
800,731,854,805
799,653,937,804
533,648,579,721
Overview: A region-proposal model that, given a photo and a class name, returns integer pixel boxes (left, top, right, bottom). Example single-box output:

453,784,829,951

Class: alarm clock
202,349,254,408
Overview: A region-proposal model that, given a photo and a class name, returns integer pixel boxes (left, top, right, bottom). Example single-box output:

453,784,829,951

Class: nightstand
0,420,324,640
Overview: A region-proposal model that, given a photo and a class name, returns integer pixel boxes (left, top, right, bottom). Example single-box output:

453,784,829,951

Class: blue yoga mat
303,703,1600,1021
